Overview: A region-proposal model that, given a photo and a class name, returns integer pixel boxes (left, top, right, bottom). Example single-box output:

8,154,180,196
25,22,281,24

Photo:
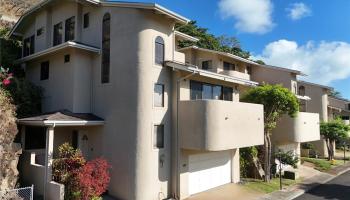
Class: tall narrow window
190,81,202,100
40,61,49,80
155,36,164,65
298,86,306,96
53,22,63,46
101,13,111,83
153,125,164,149
65,16,75,42
154,83,164,107
223,87,233,101
83,13,90,28
23,35,34,57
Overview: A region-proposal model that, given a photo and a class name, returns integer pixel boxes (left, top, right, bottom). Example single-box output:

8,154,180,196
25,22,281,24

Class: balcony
174,51,185,63
219,70,250,80
272,112,320,144
178,100,264,151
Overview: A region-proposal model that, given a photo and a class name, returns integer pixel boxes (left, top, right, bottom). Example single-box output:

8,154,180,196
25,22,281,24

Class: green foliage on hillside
175,21,251,59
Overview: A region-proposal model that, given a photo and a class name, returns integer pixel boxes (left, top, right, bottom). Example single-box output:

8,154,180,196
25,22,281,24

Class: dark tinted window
101,13,110,83
223,62,235,71
154,84,164,107
40,61,49,80
37,27,44,36
154,125,164,149
53,22,63,46
223,87,233,101
298,86,306,96
190,81,202,100
202,60,212,70
23,35,35,57
65,16,75,42
246,66,252,75
64,54,70,63
83,13,89,28
155,36,164,65
190,81,233,101
25,126,46,150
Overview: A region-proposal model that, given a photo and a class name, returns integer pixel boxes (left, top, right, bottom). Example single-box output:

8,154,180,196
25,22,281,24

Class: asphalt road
295,170,350,200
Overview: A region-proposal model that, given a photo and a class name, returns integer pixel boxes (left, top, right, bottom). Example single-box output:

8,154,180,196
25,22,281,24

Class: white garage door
188,151,232,195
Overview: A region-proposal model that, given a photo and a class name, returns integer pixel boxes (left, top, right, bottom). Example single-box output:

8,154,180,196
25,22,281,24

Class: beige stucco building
10,1,265,199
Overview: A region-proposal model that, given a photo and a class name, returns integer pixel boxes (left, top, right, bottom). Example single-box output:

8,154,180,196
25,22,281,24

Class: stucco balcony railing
179,100,264,151
219,70,251,80
174,51,186,63
272,112,320,144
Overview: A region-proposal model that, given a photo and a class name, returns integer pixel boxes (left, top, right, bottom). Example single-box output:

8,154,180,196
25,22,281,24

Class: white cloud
287,3,312,20
254,39,350,84
218,0,274,34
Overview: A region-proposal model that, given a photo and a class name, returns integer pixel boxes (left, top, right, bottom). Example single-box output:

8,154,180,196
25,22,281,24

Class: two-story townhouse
328,96,350,123
297,81,333,158
10,1,265,200
247,65,321,159
173,45,321,165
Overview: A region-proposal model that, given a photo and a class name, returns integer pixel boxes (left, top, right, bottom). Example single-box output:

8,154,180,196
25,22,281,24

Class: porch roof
17,110,105,126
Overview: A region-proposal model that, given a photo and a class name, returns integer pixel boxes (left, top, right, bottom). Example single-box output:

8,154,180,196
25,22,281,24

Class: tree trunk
329,140,334,160
263,131,271,182
325,138,332,161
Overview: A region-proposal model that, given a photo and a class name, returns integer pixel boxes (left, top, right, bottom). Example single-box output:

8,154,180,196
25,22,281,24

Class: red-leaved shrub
75,158,111,200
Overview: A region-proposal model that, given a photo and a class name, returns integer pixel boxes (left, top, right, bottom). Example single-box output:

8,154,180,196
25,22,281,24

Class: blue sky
124,0,350,99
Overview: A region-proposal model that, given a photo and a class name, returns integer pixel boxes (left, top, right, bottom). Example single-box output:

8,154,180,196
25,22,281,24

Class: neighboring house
248,65,321,158
10,0,265,200
328,96,350,123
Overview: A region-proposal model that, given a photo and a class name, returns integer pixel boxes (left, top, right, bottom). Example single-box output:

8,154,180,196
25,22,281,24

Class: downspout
174,70,197,199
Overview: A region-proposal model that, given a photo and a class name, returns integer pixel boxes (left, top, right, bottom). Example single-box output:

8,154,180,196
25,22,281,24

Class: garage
188,151,232,195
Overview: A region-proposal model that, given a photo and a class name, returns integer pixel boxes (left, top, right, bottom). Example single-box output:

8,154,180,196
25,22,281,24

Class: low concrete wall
47,181,65,200
20,151,45,196
179,100,264,151
272,112,320,144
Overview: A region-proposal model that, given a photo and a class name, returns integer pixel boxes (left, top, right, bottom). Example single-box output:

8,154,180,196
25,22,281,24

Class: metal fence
0,185,33,200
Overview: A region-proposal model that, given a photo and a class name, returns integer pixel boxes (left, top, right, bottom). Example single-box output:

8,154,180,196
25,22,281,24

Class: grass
301,157,346,171
242,178,300,194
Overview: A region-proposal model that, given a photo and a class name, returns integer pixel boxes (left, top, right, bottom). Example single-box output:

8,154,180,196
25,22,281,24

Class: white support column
44,126,54,199
231,149,240,183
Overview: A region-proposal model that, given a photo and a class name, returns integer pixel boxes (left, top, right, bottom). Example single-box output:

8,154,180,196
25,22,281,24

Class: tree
175,21,251,59
329,90,342,98
241,84,299,182
320,119,350,160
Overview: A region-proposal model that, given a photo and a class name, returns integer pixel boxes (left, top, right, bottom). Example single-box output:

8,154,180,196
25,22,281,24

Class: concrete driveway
185,183,262,200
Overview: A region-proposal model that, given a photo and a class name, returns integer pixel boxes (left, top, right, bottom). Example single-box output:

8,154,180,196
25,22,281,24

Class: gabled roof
298,80,333,90
18,110,105,126
14,41,100,64
10,0,189,37
179,46,259,66
260,65,305,76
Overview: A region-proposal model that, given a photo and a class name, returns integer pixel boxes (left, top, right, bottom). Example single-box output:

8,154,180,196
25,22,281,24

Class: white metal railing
0,185,34,200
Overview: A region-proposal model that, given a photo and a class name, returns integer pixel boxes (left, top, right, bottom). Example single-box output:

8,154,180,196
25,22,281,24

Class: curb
259,164,350,200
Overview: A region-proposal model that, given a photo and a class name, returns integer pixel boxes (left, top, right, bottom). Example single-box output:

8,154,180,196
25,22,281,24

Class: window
64,54,70,63
246,66,252,75
155,36,164,65
65,16,75,42
101,13,110,83
72,130,78,149
298,86,306,96
223,61,235,71
223,87,233,101
37,27,44,36
153,125,164,149
202,60,212,70
190,81,233,101
83,13,89,28
53,22,63,46
23,35,35,57
299,99,307,112
348,103,350,111
40,61,49,80
25,126,46,150
154,83,164,107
